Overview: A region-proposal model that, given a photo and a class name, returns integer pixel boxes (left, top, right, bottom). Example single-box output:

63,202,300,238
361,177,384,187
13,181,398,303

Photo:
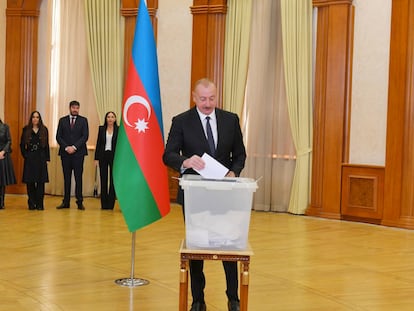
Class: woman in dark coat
94,111,118,210
20,111,50,210
0,118,17,209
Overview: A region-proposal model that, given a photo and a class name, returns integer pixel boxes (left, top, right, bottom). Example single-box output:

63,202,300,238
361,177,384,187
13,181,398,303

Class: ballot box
179,175,258,250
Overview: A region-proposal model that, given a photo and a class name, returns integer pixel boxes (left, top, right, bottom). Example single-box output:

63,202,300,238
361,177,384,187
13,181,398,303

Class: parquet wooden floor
1,195,414,310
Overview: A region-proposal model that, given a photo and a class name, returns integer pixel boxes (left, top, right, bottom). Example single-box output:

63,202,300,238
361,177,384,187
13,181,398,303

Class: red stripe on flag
122,60,170,216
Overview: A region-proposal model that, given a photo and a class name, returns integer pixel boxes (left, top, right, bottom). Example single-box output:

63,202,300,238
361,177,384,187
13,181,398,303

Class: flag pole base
114,278,150,287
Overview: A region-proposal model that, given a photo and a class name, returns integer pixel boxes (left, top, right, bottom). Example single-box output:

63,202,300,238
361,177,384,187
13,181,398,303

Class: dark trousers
99,151,115,209
180,194,239,303
26,182,45,209
0,186,5,208
190,259,239,303
61,155,85,206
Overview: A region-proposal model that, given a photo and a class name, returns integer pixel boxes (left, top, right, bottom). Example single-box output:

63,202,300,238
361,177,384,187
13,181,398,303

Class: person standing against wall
20,111,50,210
56,100,89,210
94,111,118,210
0,118,17,209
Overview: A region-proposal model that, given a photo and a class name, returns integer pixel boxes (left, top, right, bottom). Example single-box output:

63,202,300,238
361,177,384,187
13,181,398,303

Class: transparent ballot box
179,175,258,250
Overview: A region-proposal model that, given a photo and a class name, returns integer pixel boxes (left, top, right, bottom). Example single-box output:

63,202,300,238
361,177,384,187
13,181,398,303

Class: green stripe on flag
113,125,161,232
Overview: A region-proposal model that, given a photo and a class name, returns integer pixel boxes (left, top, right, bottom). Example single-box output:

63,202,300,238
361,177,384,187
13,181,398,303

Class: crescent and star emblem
123,95,151,133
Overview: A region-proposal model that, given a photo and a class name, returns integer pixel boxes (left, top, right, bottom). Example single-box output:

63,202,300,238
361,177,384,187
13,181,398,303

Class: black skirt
0,154,16,186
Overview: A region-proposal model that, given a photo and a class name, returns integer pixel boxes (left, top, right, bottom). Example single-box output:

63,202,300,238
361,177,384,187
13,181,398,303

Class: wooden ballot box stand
178,176,257,310
179,240,253,311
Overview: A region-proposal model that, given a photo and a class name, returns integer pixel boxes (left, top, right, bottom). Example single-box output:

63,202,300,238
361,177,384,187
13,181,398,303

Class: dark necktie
205,116,216,156
70,117,75,129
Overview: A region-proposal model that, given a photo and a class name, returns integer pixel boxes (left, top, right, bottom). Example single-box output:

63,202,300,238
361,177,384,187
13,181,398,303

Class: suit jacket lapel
112,125,118,145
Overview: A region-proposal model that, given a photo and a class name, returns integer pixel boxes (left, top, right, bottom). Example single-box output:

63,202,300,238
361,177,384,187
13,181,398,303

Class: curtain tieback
296,148,312,157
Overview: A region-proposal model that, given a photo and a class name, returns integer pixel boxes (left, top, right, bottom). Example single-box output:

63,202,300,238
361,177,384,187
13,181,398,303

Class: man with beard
56,100,89,210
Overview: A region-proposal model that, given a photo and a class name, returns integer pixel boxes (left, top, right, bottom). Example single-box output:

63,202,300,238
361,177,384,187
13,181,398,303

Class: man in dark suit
56,100,89,210
163,78,246,311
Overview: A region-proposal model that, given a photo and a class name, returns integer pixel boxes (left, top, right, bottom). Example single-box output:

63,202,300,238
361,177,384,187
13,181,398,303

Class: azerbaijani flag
113,0,170,232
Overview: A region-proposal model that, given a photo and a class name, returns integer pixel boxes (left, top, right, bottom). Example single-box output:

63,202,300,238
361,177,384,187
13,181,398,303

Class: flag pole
115,232,149,287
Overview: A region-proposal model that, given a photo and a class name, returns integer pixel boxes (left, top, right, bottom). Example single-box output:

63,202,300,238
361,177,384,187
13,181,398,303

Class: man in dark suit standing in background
56,100,89,210
163,78,246,311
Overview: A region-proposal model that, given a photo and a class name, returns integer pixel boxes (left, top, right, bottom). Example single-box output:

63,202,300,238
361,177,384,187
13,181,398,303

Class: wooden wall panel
341,164,384,222
307,0,354,219
4,0,41,194
383,0,414,229
121,0,158,82
190,0,227,108
403,0,414,217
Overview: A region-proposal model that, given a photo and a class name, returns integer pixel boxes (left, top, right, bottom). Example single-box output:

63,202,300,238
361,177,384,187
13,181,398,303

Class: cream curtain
44,0,100,195
280,0,313,214
242,0,296,212
84,0,123,122
223,0,253,117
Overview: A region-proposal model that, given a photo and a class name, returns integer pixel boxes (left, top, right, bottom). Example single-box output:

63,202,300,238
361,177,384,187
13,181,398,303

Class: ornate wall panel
5,0,42,194
341,164,384,222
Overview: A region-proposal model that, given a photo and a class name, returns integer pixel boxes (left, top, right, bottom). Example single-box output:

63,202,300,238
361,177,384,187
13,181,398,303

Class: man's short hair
69,100,80,107
193,78,215,90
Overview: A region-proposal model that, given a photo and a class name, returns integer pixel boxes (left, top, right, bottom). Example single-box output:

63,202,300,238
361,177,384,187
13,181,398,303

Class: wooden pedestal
179,240,253,311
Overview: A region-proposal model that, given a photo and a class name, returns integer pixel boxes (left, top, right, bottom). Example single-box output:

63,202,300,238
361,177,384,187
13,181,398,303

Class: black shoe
190,301,206,311
228,300,240,311
77,204,85,210
37,206,44,210
29,205,36,210
56,203,69,209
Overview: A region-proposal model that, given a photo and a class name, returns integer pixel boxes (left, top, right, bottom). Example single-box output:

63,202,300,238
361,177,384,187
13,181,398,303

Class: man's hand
226,171,236,177
182,155,205,171
65,146,76,154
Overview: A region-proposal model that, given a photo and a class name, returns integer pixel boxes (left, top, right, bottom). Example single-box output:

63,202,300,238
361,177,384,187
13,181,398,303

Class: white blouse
105,131,113,151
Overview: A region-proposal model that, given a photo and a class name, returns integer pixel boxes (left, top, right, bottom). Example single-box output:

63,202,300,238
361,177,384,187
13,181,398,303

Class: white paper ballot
194,153,229,179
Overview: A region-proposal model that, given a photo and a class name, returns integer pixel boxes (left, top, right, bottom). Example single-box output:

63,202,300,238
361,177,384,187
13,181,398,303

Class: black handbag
93,166,99,197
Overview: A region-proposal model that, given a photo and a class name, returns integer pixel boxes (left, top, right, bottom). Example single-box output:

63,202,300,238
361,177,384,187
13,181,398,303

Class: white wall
36,0,49,117
349,0,392,165
157,0,193,139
